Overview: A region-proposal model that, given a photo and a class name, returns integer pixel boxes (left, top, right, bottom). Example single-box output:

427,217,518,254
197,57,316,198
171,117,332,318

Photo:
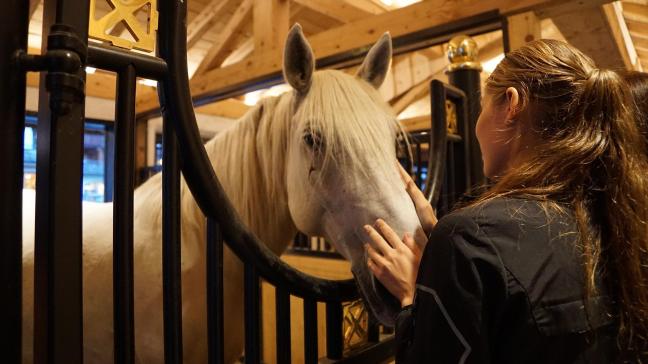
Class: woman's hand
365,219,423,307
398,163,437,236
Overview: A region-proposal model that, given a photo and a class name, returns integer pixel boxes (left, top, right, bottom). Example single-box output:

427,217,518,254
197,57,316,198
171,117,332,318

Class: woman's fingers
375,219,404,249
396,161,438,232
364,225,392,254
402,233,417,251
365,244,388,267
397,162,414,185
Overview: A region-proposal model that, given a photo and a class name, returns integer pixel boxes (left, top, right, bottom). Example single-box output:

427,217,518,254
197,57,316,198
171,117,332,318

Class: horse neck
201,95,297,254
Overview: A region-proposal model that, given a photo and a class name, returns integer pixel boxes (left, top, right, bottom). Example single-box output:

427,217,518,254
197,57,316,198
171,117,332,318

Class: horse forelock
296,70,403,188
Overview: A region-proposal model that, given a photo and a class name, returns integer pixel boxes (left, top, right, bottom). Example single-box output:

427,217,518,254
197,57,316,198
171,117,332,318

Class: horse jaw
317,166,423,326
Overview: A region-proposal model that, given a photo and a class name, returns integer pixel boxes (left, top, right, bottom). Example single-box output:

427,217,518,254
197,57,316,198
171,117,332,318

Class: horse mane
132,69,402,254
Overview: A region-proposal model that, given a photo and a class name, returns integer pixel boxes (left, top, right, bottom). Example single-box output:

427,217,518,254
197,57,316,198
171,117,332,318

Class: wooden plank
623,2,648,25
136,0,612,114
506,11,541,50
391,76,434,115
253,0,289,55
399,115,431,132
187,0,238,50
292,0,376,23
551,2,639,70
194,98,250,119
193,0,253,76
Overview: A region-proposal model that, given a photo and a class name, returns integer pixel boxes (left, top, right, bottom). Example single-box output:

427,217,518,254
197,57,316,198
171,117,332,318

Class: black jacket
396,197,617,364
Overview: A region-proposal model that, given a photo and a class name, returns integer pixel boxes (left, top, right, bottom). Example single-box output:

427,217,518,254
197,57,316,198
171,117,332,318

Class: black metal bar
87,43,168,80
157,0,359,302
425,80,449,207
275,287,291,364
244,264,261,364
162,116,183,363
367,315,379,343
325,302,343,360
0,0,28,361
415,142,422,184
206,219,224,364
448,68,483,187
113,64,136,364
303,299,318,364
34,0,89,361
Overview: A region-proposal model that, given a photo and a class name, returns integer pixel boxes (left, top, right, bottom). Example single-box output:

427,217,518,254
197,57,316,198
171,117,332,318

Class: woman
365,39,648,363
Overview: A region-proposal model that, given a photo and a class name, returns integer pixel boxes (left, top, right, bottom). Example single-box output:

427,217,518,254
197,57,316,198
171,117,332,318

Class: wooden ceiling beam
187,0,238,50
195,98,250,119
193,0,253,76
253,0,289,55
29,0,40,20
136,0,611,115
292,0,377,23
551,2,640,70
506,11,542,50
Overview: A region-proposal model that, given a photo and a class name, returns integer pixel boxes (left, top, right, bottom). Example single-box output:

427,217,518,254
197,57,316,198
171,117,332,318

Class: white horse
22,25,423,363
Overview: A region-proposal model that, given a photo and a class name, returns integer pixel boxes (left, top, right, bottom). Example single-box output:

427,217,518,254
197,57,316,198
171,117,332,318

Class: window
24,115,114,202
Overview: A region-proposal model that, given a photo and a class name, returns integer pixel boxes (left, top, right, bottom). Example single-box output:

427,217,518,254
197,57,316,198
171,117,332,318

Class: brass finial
446,35,482,72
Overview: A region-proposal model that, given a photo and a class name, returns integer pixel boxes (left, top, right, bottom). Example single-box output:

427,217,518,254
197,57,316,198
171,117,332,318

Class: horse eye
303,132,322,150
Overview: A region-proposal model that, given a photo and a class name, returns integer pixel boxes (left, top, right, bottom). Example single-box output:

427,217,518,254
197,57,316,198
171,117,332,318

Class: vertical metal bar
303,299,318,364
206,218,224,364
325,302,343,360
367,314,380,343
244,264,261,364
275,287,291,364
0,0,28,361
162,116,183,363
448,70,483,186
34,0,89,362
113,64,136,364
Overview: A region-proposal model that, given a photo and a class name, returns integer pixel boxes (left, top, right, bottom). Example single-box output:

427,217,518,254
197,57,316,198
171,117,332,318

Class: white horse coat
22,25,423,363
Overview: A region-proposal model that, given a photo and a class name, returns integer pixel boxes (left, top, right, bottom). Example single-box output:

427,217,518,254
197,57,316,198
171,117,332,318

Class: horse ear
356,32,392,88
283,24,315,94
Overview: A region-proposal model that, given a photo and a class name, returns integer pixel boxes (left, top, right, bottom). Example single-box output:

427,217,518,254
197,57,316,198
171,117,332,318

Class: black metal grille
0,0,488,363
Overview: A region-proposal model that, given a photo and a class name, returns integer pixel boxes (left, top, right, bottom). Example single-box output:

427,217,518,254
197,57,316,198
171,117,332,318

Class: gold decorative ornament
89,0,158,53
446,35,482,72
445,100,458,134
343,300,369,350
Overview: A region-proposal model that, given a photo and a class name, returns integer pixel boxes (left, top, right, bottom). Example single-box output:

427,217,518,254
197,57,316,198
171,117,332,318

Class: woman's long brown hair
479,39,648,360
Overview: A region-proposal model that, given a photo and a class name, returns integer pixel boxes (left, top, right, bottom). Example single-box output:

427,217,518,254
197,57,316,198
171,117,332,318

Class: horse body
22,25,424,363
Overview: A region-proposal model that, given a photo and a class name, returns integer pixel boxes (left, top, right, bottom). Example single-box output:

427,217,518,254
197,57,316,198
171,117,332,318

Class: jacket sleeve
395,213,508,364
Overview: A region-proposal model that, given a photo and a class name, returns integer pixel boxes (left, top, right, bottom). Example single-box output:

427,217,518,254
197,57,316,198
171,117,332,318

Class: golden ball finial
446,35,482,72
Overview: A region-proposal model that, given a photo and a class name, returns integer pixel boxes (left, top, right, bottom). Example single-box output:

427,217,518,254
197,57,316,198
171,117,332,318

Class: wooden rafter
195,98,250,119
551,2,640,70
29,0,40,20
187,0,238,50
193,0,253,76
136,0,613,115
506,11,541,49
253,0,289,54
292,0,378,23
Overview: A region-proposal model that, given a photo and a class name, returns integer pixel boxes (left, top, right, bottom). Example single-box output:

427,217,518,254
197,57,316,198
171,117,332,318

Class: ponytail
481,39,648,360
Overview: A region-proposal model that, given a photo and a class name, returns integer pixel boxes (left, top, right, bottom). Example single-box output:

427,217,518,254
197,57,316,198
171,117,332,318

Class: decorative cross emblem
89,0,158,53
343,300,369,349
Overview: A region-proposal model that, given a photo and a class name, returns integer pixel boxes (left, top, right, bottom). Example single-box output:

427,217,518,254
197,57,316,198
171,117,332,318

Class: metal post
34,0,89,362
446,35,484,187
244,264,261,364
275,287,291,364
113,64,137,364
0,0,29,362
162,115,183,364
206,219,224,364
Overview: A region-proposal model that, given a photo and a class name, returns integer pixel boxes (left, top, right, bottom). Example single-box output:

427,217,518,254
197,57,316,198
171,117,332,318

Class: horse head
282,24,425,326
